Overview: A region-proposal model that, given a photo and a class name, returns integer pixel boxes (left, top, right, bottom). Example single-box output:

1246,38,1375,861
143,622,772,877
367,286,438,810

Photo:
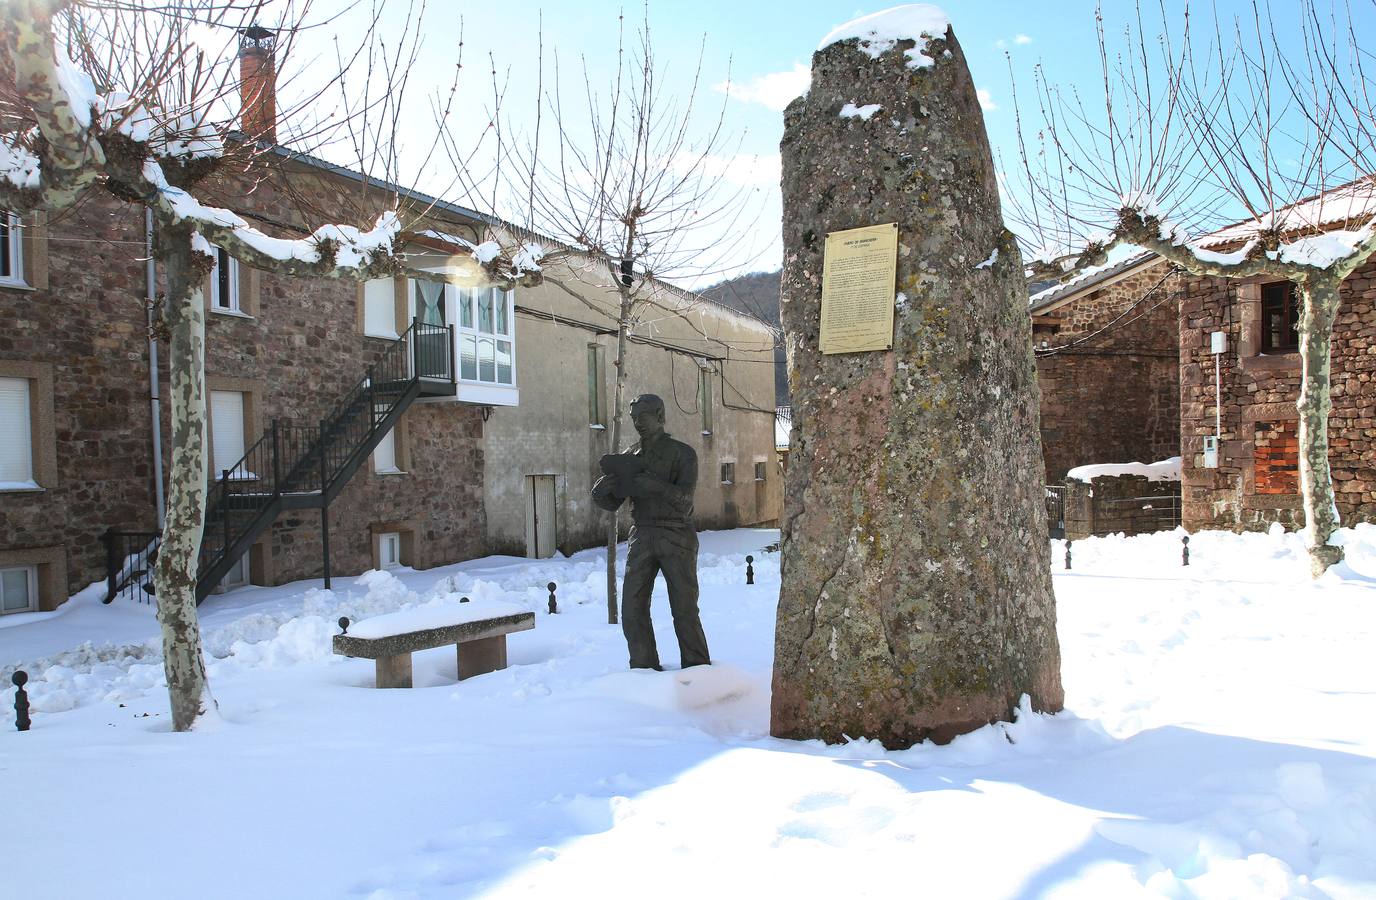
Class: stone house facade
0,155,779,613
1029,254,1182,482
1178,260,1376,530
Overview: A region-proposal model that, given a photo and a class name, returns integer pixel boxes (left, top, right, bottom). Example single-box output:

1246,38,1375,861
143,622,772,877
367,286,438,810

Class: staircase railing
105,319,454,605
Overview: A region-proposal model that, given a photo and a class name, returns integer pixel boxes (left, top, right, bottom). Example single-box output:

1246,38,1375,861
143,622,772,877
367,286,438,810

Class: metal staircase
104,319,455,605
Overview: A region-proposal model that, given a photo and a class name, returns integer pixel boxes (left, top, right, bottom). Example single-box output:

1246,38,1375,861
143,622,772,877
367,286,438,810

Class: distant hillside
701,270,786,404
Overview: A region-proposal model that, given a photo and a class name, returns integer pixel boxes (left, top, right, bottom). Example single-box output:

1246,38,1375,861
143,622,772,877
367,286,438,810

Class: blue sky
269,1,1376,283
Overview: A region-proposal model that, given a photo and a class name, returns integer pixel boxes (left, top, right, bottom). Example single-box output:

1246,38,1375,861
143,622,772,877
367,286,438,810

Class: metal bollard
746,555,755,585
338,617,350,635
1064,540,1072,571
13,671,30,732
547,582,558,614
1182,534,1190,566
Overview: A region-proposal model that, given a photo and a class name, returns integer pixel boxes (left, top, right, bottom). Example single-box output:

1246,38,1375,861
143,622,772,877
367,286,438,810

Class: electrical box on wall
1203,435,1219,468
1211,331,1228,354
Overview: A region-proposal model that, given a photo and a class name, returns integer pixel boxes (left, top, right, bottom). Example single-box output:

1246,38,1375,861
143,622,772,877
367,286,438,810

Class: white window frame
0,376,35,488
219,554,249,590
0,212,24,286
456,286,516,387
209,246,240,313
209,390,247,478
372,404,402,474
363,277,399,338
0,565,37,615
379,532,402,569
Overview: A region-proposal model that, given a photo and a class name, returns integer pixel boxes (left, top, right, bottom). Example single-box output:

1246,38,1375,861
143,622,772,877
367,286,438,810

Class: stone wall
0,161,490,608
1063,475,1181,541
1179,261,1376,531
1034,261,1181,482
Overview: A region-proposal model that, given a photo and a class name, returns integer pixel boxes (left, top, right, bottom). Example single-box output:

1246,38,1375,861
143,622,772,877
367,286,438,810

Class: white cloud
996,34,1034,49
713,64,811,112
977,88,998,112
674,152,782,188
1015,34,1034,45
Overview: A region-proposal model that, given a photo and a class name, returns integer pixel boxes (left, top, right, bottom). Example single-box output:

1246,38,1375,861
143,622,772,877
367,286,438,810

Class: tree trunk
772,22,1063,748
1297,276,1345,575
604,293,634,625
153,229,217,731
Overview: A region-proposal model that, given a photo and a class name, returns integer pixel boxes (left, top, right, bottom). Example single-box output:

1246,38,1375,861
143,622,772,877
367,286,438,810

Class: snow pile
1066,456,1182,483
818,5,951,69
0,139,41,190
839,102,882,120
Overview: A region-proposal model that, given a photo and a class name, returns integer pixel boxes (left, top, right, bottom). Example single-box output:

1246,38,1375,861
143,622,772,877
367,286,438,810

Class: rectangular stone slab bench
332,603,535,688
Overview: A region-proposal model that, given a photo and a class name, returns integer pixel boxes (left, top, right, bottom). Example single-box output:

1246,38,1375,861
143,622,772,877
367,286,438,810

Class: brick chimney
238,26,277,143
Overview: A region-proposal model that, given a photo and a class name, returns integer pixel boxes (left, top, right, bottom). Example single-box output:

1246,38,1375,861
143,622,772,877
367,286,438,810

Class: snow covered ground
3,525,1375,899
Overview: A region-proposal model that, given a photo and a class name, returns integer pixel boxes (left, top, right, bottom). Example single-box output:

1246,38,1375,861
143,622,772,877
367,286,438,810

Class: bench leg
376,653,413,688
457,635,508,681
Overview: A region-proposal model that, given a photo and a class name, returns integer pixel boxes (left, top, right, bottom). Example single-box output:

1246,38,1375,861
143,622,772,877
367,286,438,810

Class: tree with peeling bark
486,11,761,624
1006,0,1376,576
0,0,542,730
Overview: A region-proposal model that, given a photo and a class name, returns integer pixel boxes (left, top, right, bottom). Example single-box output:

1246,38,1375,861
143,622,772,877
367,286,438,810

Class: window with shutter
364,278,398,337
0,566,36,614
210,390,246,476
0,377,34,487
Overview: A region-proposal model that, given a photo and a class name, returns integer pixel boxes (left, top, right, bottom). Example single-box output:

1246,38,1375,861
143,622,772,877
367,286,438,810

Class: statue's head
630,393,666,440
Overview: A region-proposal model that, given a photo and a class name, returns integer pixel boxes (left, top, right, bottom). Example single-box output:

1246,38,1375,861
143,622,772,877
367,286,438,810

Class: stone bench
332,602,535,688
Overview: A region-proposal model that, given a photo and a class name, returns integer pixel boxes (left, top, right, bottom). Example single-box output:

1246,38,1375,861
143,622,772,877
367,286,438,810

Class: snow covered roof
1201,177,1376,248
1028,246,1157,312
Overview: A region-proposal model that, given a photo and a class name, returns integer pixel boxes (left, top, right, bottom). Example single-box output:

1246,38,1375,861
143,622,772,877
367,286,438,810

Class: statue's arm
591,474,624,512
630,445,696,502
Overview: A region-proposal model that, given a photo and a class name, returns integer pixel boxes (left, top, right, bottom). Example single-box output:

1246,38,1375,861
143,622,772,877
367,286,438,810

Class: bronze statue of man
591,393,711,670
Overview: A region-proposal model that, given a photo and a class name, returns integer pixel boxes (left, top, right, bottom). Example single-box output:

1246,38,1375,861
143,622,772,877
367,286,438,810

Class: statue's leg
621,526,662,669
659,528,710,668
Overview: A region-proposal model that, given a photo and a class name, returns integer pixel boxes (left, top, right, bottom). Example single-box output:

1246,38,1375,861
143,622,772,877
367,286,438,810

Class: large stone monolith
771,7,1064,748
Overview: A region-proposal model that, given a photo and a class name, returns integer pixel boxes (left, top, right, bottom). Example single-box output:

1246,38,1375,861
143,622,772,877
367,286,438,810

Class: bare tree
469,9,762,623
1005,0,1376,575
0,0,541,729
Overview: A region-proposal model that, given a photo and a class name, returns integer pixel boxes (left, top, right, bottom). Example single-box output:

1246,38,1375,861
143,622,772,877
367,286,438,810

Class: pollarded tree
0,0,543,729
1006,0,1376,575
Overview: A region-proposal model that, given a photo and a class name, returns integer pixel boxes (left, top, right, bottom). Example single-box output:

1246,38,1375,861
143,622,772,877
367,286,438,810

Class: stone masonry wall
1036,261,1181,482
0,160,489,608
1179,260,1376,531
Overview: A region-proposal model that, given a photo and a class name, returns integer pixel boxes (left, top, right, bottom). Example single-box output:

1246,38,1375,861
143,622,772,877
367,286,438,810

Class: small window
754,461,767,482
219,554,249,590
0,212,24,285
698,365,713,434
379,533,402,569
1261,281,1298,352
372,404,401,474
0,376,34,487
209,247,240,312
0,565,36,614
587,344,606,427
210,390,247,476
720,461,735,485
363,278,398,338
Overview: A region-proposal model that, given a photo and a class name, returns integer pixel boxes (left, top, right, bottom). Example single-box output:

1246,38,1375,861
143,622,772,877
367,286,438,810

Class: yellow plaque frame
820,222,898,354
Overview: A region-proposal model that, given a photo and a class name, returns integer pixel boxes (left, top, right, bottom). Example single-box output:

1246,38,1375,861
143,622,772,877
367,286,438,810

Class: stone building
0,56,778,615
1178,258,1376,531
1029,253,1182,482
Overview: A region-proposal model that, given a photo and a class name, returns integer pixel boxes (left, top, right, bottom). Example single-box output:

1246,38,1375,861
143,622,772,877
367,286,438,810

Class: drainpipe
146,206,166,527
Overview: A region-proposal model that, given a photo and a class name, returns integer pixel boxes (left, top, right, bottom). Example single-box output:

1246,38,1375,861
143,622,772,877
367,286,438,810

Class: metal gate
1044,485,1066,540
